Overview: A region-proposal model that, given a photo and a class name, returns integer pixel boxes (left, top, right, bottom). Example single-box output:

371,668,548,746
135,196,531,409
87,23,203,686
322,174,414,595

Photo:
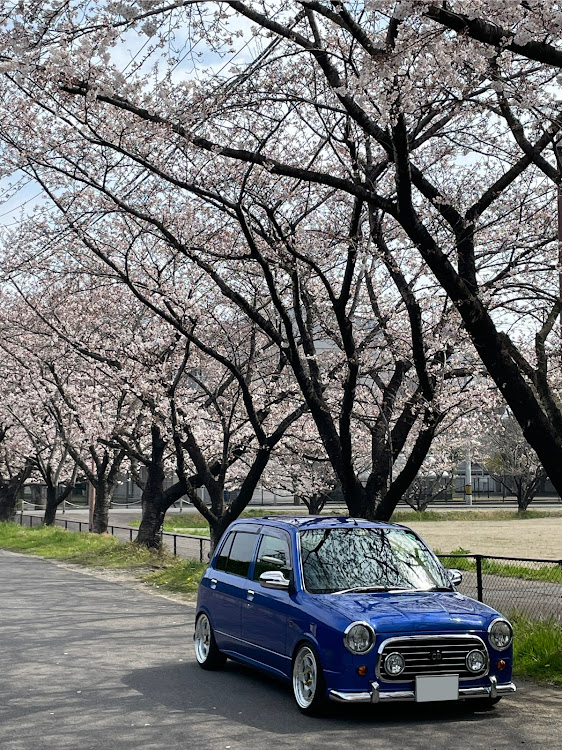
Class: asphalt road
1,550,562,750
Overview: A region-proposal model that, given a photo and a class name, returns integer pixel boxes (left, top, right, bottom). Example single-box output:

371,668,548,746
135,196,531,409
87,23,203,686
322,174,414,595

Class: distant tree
483,415,547,511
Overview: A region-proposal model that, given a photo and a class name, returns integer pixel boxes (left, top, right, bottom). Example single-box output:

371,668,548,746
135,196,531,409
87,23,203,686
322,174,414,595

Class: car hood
314,591,496,634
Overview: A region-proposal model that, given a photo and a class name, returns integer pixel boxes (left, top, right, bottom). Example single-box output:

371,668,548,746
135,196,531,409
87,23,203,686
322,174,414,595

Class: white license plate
415,675,459,703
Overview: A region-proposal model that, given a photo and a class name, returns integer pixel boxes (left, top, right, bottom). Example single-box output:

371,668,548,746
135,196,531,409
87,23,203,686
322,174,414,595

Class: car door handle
210,578,217,589
247,589,255,601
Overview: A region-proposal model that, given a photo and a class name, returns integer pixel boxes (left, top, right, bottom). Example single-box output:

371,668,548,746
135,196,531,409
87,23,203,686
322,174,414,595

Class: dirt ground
405,516,562,559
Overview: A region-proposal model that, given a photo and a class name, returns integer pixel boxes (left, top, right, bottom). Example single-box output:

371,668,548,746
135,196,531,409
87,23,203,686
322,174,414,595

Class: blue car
194,516,516,714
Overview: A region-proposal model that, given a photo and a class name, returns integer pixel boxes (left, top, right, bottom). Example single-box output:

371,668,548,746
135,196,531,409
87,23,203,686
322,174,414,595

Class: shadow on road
122,659,499,736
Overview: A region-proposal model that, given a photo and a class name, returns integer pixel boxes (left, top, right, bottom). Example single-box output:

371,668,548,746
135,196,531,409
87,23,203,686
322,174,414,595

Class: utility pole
465,445,473,506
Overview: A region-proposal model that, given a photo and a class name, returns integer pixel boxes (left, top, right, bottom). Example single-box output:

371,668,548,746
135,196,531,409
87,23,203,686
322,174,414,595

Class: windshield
299,527,451,594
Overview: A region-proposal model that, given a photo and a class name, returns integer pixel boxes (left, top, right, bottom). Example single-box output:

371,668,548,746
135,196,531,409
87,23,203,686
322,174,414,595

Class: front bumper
329,675,516,704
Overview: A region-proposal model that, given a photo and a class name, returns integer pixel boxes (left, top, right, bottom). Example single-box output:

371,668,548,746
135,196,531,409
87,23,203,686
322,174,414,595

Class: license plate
415,675,459,703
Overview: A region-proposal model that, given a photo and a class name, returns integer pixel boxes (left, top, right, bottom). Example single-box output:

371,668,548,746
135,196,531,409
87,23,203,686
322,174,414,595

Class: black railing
437,553,562,620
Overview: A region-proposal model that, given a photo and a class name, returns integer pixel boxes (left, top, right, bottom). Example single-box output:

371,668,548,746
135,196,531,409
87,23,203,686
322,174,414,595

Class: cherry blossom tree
0,229,309,548
482,413,547,511
0,1,561,514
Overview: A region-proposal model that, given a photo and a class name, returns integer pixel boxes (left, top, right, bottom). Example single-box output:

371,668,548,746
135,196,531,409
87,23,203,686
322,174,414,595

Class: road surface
1,549,561,750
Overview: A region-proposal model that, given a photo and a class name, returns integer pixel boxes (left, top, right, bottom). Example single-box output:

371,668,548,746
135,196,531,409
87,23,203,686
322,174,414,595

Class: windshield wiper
423,585,454,592
334,585,406,595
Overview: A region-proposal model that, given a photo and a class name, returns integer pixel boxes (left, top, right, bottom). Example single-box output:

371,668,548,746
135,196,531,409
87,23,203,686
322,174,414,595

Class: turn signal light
497,660,506,670
357,665,368,676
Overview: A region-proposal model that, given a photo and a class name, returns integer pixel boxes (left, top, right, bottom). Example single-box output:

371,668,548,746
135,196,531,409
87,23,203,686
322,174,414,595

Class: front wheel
194,613,226,670
292,644,327,715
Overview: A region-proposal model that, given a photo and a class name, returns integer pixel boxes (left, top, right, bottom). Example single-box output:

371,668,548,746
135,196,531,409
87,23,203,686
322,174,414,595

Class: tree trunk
134,425,190,550
44,485,58,526
43,480,74,527
0,486,19,522
0,465,32,522
208,517,231,553
92,481,111,534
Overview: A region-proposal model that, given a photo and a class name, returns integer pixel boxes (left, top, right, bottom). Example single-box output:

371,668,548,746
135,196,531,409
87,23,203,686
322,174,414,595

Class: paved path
1,550,562,750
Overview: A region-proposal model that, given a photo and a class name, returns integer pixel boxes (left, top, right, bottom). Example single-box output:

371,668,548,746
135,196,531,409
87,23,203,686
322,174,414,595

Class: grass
511,614,562,687
0,522,561,687
0,522,206,596
438,547,562,583
391,509,562,523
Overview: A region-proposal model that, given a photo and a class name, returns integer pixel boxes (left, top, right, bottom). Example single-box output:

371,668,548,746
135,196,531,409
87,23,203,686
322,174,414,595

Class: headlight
488,618,513,651
344,622,375,654
466,649,487,673
384,652,405,676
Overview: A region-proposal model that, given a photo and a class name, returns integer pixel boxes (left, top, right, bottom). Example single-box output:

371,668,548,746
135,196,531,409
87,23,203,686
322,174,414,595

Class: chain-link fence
437,553,562,620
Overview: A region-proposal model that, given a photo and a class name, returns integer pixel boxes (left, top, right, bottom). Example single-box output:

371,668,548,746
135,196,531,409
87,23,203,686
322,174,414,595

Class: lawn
0,522,206,595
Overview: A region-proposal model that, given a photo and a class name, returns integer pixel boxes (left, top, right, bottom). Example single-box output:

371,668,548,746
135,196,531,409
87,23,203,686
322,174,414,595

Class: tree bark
43,482,74,526
0,486,19,522
0,465,32,522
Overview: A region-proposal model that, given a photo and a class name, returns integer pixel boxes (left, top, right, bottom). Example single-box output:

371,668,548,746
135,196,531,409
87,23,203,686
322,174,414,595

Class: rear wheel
194,613,226,670
292,644,327,715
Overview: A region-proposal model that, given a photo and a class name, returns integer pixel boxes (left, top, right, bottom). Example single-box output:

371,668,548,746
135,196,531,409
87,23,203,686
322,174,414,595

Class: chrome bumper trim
329,680,516,704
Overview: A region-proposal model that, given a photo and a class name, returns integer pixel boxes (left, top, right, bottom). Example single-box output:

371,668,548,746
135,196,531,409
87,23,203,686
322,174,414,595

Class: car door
208,528,260,653
241,529,293,676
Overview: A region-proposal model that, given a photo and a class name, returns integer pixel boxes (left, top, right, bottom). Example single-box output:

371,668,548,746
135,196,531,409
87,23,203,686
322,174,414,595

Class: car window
253,533,291,581
300,527,450,593
215,531,235,571
224,531,258,578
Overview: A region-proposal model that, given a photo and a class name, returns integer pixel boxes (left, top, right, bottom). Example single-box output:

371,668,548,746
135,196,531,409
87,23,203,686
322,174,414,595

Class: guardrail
17,512,211,563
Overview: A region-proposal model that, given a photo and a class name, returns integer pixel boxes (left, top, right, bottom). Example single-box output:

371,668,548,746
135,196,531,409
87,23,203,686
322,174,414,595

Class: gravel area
405,516,562,559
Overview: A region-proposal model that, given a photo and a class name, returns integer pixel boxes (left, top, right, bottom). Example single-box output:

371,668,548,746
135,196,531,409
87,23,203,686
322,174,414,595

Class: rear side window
215,532,235,571
224,531,258,578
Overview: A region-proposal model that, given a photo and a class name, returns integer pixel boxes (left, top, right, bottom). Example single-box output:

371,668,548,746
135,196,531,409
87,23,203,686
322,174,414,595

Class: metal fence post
475,555,483,602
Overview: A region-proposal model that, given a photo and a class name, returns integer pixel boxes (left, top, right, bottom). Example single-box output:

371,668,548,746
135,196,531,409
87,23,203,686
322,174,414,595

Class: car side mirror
259,570,290,590
446,568,463,586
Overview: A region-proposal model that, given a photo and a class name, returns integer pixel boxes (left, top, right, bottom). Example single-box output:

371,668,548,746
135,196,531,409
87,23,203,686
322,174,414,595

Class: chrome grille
378,635,488,681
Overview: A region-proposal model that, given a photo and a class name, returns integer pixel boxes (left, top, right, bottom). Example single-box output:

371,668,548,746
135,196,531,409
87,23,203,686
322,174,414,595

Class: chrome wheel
194,613,226,669
293,646,319,709
194,613,211,664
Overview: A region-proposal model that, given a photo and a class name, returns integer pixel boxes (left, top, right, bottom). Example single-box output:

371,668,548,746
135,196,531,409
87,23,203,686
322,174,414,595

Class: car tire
292,643,327,715
194,613,226,670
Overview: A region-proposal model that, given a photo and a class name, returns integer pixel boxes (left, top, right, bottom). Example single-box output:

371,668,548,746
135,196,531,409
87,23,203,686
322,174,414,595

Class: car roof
231,516,404,532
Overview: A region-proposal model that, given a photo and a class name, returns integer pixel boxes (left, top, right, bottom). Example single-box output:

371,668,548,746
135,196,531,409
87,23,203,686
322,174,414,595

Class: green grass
391,509,562,523
438,547,562,583
512,614,562,687
0,522,206,596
